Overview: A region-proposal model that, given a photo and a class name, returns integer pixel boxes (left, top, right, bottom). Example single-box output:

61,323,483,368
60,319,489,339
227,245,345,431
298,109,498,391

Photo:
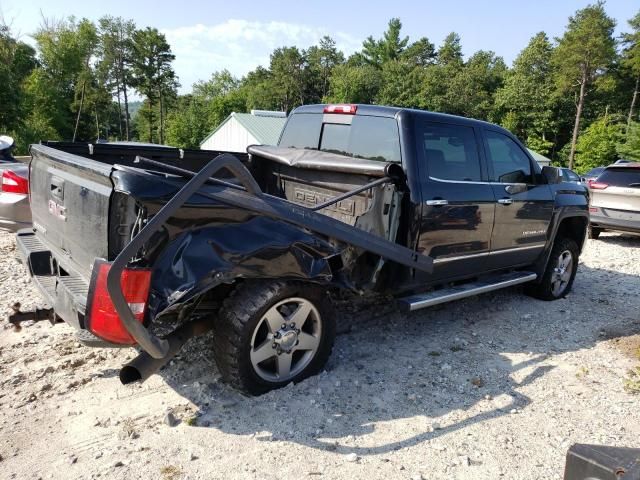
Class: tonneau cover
248,145,397,178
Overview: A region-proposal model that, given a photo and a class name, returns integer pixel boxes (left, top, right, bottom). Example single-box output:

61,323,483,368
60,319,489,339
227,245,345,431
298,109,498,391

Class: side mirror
542,166,562,184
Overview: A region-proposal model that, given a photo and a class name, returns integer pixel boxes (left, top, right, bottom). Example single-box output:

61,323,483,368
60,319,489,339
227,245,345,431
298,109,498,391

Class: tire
588,225,602,239
212,280,336,395
526,237,579,301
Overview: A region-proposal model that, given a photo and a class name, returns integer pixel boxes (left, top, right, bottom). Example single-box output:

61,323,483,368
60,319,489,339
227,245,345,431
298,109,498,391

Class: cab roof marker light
323,104,357,114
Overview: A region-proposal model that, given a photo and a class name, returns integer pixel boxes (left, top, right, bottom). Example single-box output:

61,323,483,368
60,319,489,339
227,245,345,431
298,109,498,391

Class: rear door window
484,130,534,184
420,122,483,182
597,168,640,187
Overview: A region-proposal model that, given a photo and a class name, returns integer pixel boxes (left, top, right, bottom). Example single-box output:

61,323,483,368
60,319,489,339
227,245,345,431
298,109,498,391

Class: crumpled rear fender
146,212,342,319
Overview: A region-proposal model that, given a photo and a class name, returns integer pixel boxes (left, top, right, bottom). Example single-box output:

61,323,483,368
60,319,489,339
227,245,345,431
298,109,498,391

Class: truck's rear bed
20,143,248,331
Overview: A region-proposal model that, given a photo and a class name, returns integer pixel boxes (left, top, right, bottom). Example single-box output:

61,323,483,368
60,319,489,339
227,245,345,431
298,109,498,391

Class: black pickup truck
15,104,589,394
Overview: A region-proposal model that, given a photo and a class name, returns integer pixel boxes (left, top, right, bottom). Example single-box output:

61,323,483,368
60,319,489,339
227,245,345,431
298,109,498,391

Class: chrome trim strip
428,176,531,187
432,243,546,264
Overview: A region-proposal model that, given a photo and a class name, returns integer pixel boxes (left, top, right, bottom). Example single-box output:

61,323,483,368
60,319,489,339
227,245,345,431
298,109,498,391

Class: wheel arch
533,211,588,280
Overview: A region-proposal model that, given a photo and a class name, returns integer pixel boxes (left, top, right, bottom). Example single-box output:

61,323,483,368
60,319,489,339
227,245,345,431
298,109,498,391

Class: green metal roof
200,112,287,147
234,113,287,145
527,148,551,164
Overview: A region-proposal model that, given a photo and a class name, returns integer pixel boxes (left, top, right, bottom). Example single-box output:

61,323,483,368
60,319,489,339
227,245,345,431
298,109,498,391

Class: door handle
426,199,449,206
498,198,513,205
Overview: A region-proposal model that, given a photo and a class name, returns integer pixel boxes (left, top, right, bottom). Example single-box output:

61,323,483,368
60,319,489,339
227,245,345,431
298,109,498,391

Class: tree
376,61,424,107
165,94,210,148
0,24,37,137
438,32,463,66
131,27,177,143
553,2,617,169
574,114,623,172
269,47,306,112
24,17,106,143
192,70,247,127
327,64,382,104
495,32,556,153
306,36,344,101
97,16,136,140
617,121,640,160
621,11,640,127
362,18,409,67
402,37,437,66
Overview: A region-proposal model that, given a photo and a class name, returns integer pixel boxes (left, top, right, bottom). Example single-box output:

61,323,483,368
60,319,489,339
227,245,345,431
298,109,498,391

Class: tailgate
29,144,113,278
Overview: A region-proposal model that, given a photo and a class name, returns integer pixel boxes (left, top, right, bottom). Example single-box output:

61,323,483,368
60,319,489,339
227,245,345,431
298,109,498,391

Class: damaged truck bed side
16,104,589,394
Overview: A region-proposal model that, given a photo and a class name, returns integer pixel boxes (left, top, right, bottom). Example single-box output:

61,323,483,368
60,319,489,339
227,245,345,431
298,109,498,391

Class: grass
624,366,640,395
161,465,182,480
575,366,589,378
186,416,198,426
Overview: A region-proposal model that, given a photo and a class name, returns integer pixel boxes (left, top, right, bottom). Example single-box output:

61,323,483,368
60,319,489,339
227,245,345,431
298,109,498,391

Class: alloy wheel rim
249,297,322,383
551,250,573,297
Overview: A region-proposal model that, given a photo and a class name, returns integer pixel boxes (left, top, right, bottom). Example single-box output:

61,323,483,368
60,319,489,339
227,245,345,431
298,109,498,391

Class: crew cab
15,104,589,394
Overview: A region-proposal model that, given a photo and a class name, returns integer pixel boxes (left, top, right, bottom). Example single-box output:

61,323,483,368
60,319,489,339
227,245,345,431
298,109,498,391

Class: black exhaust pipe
119,318,212,385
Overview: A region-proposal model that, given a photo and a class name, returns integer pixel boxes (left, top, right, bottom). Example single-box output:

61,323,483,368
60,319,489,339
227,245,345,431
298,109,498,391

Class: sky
1,0,638,94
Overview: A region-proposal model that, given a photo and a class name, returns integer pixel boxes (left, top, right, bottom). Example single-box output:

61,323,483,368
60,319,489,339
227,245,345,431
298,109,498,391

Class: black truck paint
16,104,589,393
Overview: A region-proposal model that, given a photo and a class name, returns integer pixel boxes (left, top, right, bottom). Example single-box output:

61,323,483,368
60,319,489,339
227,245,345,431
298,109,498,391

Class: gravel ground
0,230,639,480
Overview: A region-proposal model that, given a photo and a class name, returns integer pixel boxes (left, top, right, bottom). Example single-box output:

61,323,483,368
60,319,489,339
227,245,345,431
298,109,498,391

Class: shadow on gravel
150,261,640,456
592,232,640,247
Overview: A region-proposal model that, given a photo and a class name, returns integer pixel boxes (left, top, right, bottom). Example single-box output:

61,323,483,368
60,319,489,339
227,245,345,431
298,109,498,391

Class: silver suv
588,163,640,238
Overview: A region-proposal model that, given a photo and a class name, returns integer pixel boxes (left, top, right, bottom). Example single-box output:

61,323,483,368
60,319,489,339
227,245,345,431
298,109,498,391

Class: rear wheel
526,237,579,301
212,280,335,395
588,225,602,239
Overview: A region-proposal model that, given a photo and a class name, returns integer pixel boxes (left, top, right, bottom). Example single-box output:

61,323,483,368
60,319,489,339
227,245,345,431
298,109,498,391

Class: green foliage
621,12,640,78
97,16,136,140
131,27,177,143
165,95,209,148
362,18,409,66
376,61,424,107
438,33,463,66
526,135,554,156
3,6,640,164
326,64,382,104
495,33,555,141
574,115,623,172
617,121,640,161
269,46,306,112
552,2,617,168
553,3,616,92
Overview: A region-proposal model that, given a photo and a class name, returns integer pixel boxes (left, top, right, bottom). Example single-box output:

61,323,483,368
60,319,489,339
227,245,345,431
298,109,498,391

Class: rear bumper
590,214,640,234
0,193,31,232
16,229,88,331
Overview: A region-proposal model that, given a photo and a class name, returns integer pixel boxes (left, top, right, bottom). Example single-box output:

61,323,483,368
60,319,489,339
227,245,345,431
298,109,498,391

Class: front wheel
526,237,579,301
212,281,335,395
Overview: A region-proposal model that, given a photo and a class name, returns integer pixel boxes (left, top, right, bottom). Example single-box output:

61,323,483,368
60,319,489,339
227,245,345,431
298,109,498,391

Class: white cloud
161,19,361,93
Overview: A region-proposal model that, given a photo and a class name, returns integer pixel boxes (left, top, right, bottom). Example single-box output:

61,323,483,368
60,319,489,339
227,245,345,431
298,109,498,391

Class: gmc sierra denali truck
15,104,589,394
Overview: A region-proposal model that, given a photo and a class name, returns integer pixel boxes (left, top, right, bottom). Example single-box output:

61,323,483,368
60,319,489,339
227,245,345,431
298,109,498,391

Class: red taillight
589,182,608,190
1,170,29,194
323,104,357,114
86,261,151,345
589,207,598,213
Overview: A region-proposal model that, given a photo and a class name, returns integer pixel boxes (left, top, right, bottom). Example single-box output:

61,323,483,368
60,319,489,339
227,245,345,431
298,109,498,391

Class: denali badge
48,199,67,221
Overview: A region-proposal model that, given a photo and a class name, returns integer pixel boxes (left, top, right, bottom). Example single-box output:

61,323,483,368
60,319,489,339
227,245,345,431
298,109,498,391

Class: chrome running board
398,271,538,312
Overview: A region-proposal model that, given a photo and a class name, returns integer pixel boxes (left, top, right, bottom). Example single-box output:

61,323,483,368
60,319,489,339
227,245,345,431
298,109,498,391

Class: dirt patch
1,231,640,479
